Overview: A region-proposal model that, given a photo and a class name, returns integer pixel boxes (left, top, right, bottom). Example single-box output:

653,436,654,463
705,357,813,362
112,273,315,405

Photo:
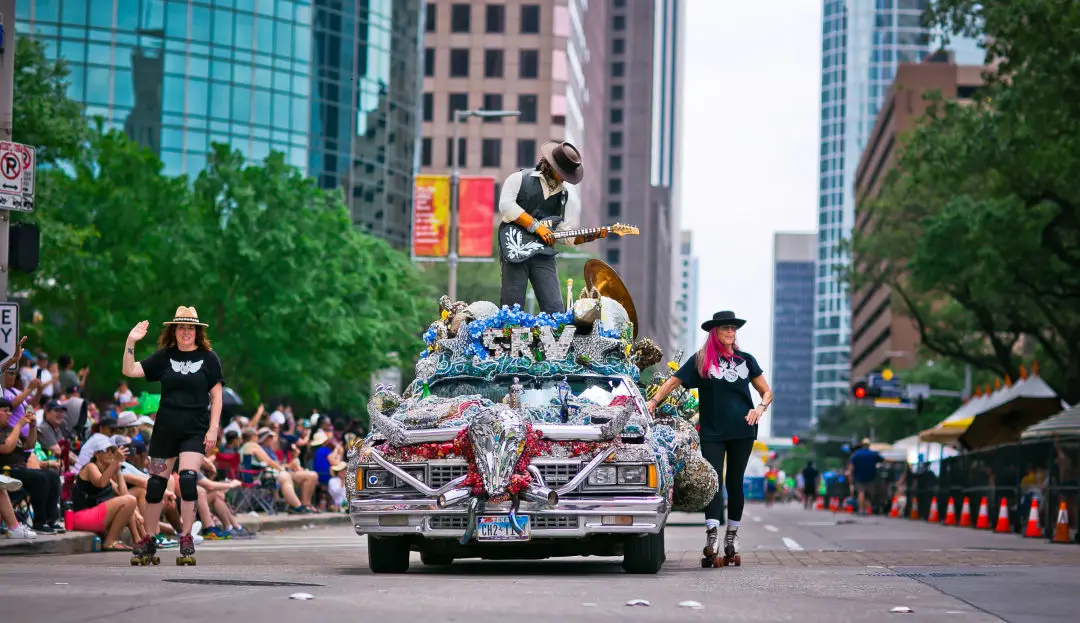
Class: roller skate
176,533,196,566
700,526,721,568
130,535,160,566
720,527,741,567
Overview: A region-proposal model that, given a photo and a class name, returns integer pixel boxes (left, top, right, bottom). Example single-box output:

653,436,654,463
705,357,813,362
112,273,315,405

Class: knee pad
178,470,200,502
145,474,169,504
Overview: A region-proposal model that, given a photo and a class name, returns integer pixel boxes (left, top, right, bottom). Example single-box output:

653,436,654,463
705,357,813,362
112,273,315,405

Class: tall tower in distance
771,232,816,438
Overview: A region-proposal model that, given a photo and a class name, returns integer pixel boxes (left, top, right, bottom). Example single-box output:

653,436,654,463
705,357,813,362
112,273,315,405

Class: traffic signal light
791,435,801,446
851,379,881,401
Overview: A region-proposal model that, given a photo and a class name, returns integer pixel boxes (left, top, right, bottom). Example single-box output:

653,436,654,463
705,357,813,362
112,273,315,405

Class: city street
3,502,1078,622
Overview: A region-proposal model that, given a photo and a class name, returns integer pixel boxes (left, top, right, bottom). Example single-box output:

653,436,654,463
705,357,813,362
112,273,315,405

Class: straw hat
163,306,208,327
311,430,330,447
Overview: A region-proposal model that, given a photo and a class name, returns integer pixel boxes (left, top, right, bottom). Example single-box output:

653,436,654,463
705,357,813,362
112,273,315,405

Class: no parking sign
0,141,36,213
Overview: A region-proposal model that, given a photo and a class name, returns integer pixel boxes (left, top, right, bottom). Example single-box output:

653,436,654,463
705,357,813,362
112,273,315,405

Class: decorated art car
347,262,718,574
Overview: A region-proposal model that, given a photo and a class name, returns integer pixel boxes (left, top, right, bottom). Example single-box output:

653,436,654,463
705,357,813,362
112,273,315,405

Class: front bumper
349,494,669,539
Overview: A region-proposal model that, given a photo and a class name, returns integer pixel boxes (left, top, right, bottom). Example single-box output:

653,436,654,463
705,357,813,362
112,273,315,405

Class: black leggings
702,438,756,523
9,466,61,526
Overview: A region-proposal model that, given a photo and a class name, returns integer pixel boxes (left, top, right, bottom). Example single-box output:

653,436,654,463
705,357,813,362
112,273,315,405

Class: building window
612,38,625,54
484,49,504,78
423,93,433,122
425,3,437,33
520,4,540,33
607,248,621,264
486,4,505,33
451,4,471,33
609,155,622,171
482,93,503,119
482,139,502,168
610,131,623,148
613,15,625,31
448,93,468,121
517,139,537,168
608,178,622,194
421,137,432,167
611,85,624,101
519,49,539,79
450,49,470,77
518,94,538,123
447,138,468,167
610,108,623,123
611,62,624,78
424,48,435,77
607,201,620,218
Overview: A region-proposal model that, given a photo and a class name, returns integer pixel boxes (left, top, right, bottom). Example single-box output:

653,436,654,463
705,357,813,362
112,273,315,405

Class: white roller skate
720,527,741,567
701,526,721,568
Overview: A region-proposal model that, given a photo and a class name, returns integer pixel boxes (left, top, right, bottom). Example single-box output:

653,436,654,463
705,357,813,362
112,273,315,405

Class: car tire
368,535,410,573
420,551,454,566
622,528,665,574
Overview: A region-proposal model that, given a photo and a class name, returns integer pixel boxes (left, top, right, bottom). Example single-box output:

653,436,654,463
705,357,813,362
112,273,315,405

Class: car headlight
395,468,425,487
619,465,648,485
364,469,394,489
587,466,618,486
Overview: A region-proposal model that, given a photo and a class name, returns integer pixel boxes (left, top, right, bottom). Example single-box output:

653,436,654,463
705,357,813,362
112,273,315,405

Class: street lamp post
448,108,520,302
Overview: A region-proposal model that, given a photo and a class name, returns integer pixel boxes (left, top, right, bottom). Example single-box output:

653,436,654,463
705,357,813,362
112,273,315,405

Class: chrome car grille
423,461,583,490
428,515,579,530
428,463,467,489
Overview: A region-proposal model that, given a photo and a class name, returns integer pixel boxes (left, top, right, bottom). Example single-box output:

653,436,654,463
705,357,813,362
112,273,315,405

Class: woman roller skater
125,307,224,566
647,311,773,567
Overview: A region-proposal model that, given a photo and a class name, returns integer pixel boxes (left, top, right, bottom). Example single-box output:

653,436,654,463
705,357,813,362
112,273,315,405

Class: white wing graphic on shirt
709,359,750,383
170,359,204,375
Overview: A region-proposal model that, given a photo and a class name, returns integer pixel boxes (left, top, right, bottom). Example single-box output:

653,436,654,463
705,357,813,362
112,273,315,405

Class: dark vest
515,168,568,223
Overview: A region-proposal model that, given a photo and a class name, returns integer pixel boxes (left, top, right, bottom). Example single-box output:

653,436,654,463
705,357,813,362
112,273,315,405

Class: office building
851,53,985,380
15,0,424,247
770,232,816,438
568,0,684,355
674,230,699,359
812,0,935,419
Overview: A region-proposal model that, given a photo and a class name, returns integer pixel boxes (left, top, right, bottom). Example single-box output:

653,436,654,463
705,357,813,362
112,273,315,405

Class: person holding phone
0,397,64,534
123,306,223,566
69,435,141,551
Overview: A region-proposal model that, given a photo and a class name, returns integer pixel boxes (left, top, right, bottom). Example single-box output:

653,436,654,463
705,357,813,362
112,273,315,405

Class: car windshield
428,374,632,408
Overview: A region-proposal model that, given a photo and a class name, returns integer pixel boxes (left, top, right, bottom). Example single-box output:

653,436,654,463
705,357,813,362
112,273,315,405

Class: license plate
476,515,531,541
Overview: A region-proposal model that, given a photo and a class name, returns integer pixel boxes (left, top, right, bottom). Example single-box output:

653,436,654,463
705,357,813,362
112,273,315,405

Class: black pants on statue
702,438,756,523
9,466,61,526
500,254,565,314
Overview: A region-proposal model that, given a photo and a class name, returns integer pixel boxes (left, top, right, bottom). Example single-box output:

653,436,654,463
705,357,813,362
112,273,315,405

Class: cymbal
583,259,638,339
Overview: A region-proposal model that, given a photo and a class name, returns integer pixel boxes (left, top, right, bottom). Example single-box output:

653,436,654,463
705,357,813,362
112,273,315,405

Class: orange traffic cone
959,497,973,527
994,498,1011,533
927,497,940,522
814,496,825,510
1052,502,1072,544
829,497,838,512
975,497,991,530
888,496,899,518
1023,498,1042,538
909,497,920,520
944,497,958,526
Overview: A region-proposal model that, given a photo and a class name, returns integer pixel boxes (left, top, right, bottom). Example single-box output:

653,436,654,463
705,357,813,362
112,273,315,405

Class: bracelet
526,220,540,233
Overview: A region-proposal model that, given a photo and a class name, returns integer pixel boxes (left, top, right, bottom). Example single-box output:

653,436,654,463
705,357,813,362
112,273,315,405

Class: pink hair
696,328,739,377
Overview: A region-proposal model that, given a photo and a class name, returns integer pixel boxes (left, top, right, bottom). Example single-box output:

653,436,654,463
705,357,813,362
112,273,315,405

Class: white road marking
764,524,779,532
752,516,761,522
782,537,804,551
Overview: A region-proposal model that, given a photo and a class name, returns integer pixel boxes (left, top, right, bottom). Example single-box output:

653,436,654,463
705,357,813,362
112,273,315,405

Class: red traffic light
854,386,867,399
791,435,801,445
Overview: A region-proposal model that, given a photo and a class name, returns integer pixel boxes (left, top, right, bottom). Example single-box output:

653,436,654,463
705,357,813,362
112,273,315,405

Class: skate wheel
130,558,140,566
700,557,711,568
152,557,160,566
733,555,741,567
713,556,722,567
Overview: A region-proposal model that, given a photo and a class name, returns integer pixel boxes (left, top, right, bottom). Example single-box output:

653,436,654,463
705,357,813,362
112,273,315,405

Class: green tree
849,0,1080,403
11,37,89,164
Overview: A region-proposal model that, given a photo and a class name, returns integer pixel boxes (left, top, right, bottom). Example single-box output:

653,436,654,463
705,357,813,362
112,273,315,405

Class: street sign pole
0,0,16,302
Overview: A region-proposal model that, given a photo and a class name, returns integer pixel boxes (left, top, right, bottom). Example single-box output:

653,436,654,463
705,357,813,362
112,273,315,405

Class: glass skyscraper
812,0,933,419
771,233,816,438
15,0,423,247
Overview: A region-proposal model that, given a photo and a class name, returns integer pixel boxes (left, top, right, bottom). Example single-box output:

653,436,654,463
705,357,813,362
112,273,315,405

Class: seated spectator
68,435,140,550
1,473,36,539
36,400,73,463
195,456,251,538
218,430,241,456
115,410,139,441
240,428,315,513
56,354,88,396
74,416,119,474
311,430,345,485
1,399,63,534
327,463,347,512
132,415,154,445
114,380,138,410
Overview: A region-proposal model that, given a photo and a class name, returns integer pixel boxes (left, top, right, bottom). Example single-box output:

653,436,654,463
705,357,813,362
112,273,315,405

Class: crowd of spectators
1,342,363,550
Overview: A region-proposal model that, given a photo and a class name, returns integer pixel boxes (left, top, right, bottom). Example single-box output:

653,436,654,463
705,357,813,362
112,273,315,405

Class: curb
0,512,350,557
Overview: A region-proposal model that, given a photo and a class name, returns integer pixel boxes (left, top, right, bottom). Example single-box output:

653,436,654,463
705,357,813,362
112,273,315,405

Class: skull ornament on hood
468,405,527,497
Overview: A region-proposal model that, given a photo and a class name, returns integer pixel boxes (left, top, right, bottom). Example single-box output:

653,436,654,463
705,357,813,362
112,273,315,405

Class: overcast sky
678,0,823,435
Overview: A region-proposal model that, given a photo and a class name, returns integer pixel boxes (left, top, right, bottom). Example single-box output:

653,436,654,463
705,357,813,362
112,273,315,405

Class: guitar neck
552,226,605,240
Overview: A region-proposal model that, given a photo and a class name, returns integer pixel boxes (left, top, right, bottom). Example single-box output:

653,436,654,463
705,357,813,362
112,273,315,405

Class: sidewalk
0,511,351,556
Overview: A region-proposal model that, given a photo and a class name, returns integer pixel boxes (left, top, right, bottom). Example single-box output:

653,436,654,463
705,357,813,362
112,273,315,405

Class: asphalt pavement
2,501,1078,622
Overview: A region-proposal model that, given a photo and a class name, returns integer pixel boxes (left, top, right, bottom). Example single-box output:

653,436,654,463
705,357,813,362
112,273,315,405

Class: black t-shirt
675,350,763,442
801,467,819,489
140,347,224,412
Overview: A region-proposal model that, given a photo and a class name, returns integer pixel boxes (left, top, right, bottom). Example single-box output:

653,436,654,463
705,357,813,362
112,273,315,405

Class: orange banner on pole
411,175,450,257
411,175,495,258
457,176,495,257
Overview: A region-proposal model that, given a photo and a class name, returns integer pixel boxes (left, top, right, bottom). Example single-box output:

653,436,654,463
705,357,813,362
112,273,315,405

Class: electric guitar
498,217,640,263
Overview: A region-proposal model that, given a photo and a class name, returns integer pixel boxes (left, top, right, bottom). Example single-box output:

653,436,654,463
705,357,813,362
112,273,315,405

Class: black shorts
148,409,209,459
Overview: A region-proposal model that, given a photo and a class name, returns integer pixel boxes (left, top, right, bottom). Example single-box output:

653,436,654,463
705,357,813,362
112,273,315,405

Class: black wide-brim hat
702,311,746,332
540,141,584,185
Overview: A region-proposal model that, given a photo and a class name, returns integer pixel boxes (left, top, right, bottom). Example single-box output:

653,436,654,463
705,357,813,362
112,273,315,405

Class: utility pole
0,0,16,302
